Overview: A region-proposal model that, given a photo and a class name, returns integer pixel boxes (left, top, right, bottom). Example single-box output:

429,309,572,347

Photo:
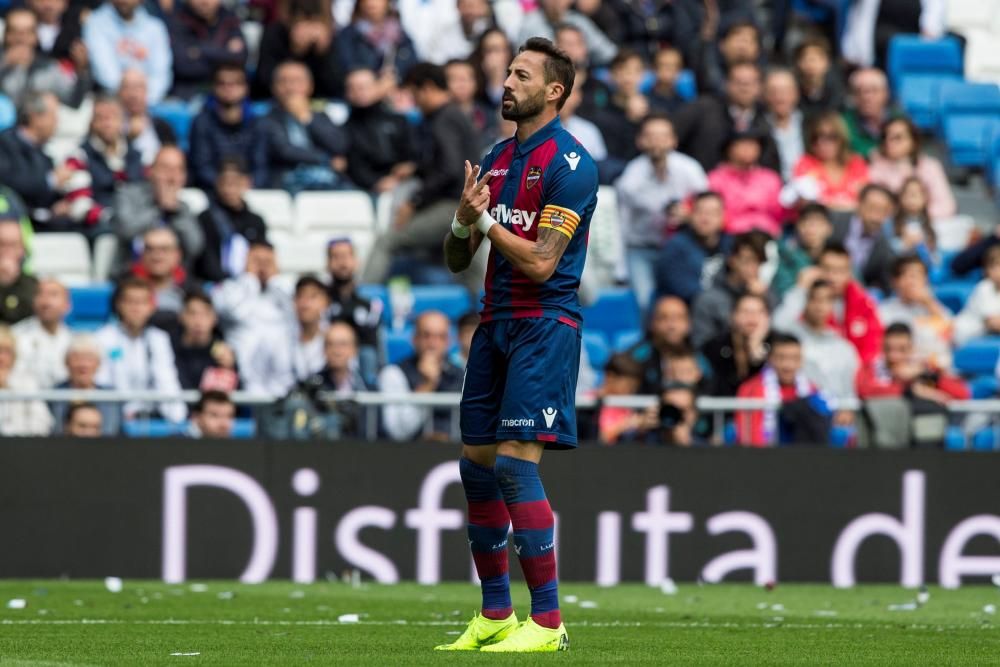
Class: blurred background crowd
0,0,999,448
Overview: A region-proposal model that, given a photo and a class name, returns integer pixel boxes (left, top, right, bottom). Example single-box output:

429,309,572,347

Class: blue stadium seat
410,285,472,321
944,425,966,451
356,284,391,324
582,330,610,371
888,35,963,129
933,282,974,313
939,81,1000,168
612,329,642,351
582,288,641,344
954,337,1000,376
988,125,1000,201
123,418,256,438
970,375,999,399
675,69,697,101
386,328,414,364
0,94,15,131
973,427,997,452
151,102,195,151
929,250,960,284
830,425,855,448
231,419,257,438
67,283,114,331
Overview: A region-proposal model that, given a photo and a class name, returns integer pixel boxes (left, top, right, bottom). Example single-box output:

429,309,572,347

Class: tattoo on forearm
532,227,571,261
444,231,474,273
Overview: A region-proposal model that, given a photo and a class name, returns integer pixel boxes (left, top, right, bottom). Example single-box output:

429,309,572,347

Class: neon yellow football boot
433,611,519,651
479,618,569,653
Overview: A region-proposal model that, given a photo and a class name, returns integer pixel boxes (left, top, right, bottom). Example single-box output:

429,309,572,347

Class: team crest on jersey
525,166,542,190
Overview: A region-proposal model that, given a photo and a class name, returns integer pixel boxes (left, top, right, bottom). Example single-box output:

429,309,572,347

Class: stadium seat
271,232,328,276
67,283,114,330
888,35,964,129
972,427,997,451
295,191,375,234
944,425,966,451
357,284,392,324
122,419,257,438
386,328,414,364
410,285,472,320
830,425,855,448
970,375,998,399
582,330,610,371
245,189,294,230
939,80,1000,168
582,288,642,343
91,235,118,283
637,69,697,101
179,188,209,216
31,232,91,285
954,336,1000,375
0,93,14,130
150,102,195,151
934,282,975,313
612,329,642,351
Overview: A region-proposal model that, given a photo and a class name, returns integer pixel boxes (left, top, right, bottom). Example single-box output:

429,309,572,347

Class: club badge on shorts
526,166,542,190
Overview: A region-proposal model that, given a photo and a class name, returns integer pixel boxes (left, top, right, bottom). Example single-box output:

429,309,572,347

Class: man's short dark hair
885,322,913,339
891,254,928,279
693,190,723,206
193,390,234,414
519,37,575,110
819,241,850,260
403,62,448,91
794,33,833,60
730,232,768,264
807,278,833,298
638,111,674,134
768,331,800,349
64,401,100,427
214,63,246,82
217,157,249,178
183,289,213,309
609,48,643,71
797,202,830,223
295,274,328,296
604,352,643,378
859,183,896,205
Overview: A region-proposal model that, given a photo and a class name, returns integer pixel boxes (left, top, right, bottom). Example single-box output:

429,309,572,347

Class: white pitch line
0,619,994,632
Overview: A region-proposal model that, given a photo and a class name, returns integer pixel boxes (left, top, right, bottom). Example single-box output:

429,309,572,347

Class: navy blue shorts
460,317,581,449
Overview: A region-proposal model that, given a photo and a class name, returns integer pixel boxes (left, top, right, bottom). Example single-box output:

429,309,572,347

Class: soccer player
435,37,598,653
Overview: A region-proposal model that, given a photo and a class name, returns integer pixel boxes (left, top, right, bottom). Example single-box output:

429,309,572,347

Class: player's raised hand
456,160,493,226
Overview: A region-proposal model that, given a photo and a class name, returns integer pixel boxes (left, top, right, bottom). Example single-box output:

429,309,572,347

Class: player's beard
501,89,546,122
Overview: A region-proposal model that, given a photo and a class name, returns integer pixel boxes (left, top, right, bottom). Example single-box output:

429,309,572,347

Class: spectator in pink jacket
708,129,789,237
867,116,956,221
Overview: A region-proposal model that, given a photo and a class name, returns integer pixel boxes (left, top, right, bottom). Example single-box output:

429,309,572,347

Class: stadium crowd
0,0,997,448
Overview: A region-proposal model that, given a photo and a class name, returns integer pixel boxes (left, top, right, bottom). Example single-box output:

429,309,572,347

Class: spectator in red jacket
774,242,883,364
856,322,970,402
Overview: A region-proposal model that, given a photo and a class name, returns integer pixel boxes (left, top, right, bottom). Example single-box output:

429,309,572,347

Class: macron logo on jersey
491,203,537,232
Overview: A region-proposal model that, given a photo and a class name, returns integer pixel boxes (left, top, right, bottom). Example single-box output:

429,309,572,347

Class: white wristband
475,210,498,236
450,215,470,238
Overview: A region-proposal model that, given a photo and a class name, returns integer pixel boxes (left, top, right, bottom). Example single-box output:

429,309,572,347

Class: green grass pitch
1,581,999,665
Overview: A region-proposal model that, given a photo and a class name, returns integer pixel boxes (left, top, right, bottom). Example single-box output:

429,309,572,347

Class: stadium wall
3,441,999,588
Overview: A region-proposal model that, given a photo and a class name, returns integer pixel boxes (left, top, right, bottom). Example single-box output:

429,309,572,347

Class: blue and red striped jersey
478,117,598,327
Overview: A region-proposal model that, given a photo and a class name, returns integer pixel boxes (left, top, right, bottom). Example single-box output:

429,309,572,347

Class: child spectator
888,177,938,268
648,46,685,114
878,255,953,369
736,332,831,447
171,291,240,392
772,203,833,298
954,246,1000,346
868,117,956,221
596,352,655,445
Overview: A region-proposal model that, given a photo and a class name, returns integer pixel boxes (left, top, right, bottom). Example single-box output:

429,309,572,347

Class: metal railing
3,389,1000,447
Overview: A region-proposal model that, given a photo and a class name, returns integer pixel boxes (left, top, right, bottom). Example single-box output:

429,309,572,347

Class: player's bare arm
444,161,490,273
482,223,571,284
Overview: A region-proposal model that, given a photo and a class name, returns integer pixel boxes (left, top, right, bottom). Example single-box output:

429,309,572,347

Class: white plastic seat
245,189,295,231
271,232,329,277
179,188,209,216
31,232,91,285
91,234,118,282
295,191,375,234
